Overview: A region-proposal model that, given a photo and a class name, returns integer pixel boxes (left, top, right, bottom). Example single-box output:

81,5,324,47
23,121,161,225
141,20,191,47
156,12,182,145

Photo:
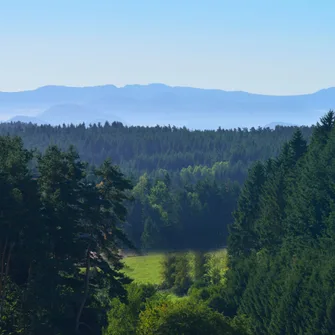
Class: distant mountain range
1,84,334,129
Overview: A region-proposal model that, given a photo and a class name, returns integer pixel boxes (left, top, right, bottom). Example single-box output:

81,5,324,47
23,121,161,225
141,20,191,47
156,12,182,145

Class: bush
173,254,192,295
194,251,207,283
137,299,237,335
161,253,177,289
103,283,157,335
204,250,228,285
161,252,192,295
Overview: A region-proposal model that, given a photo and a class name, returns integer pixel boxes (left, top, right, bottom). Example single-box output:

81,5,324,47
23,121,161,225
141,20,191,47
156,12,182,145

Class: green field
122,253,165,285
122,249,228,285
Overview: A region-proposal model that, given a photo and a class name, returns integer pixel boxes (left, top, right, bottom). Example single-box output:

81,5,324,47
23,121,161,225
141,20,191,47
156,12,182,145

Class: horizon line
0,83,334,97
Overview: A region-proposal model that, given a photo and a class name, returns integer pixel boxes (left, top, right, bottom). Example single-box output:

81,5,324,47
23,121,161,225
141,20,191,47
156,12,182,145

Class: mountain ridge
1,83,334,96
1,83,334,129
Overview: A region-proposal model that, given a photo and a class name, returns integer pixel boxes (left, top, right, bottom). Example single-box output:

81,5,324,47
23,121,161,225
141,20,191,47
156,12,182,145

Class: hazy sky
1,0,334,95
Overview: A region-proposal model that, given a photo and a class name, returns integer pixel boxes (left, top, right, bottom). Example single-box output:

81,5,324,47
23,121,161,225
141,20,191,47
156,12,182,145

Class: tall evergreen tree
228,162,266,259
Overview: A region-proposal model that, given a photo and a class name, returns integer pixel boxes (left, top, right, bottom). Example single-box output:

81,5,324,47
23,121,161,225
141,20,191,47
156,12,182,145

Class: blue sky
1,0,334,94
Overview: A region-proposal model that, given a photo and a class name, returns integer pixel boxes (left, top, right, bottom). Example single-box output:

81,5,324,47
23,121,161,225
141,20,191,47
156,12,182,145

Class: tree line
126,170,239,251
0,121,315,252
0,121,313,183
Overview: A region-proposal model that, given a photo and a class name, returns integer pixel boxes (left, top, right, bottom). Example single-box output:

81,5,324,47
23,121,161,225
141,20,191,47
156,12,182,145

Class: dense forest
0,122,313,250
222,110,335,334
1,113,334,334
0,121,313,181
0,137,133,334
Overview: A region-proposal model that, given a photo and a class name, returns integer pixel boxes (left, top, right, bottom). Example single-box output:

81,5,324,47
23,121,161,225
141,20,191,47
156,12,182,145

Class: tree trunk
75,246,91,334
0,242,15,312
5,242,14,277
0,237,8,315
0,237,8,294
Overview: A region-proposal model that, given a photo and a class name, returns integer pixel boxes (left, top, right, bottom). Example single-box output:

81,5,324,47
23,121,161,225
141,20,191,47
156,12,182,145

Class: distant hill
1,84,334,129
7,115,46,125
38,104,125,126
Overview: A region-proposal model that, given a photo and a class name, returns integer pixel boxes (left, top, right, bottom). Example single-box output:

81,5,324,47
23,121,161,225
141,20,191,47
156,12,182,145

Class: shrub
173,254,192,295
103,283,157,335
161,252,192,295
161,253,177,289
137,299,237,335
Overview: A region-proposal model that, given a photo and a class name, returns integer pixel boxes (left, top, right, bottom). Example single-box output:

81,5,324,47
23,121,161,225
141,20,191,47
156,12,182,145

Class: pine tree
194,251,207,284
229,162,266,259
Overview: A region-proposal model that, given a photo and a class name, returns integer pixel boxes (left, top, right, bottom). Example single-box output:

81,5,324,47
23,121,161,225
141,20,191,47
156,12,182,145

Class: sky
1,0,335,95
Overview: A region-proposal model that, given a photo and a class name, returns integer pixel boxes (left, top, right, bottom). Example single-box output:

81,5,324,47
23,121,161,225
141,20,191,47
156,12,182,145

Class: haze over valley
1,84,333,129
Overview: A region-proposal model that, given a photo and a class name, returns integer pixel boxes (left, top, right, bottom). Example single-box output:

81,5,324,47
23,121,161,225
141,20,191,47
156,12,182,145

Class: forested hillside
220,111,335,334
0,122,313,181
1,113,335,334
0,122,313,251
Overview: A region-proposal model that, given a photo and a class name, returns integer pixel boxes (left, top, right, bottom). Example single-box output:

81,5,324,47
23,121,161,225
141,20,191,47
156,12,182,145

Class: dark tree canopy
224,111,335,334
0,137,132,334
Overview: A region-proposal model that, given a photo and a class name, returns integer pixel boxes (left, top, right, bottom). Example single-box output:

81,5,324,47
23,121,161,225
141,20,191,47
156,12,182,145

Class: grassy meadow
122,253,164,285
122,249,228,285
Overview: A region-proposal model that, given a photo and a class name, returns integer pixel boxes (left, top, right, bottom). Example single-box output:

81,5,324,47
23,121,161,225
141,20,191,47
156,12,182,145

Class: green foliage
173,254,192,295
228,161,266,259
223,111,335,334
128,175,240,251
0,122,313,181
0,121,313,253
161,253,192,295
204,249,228,286
0,117,329,334
0,137,133,334
193,251,206,283
103,283,157,335
137,299,237,335
161,253,178,289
